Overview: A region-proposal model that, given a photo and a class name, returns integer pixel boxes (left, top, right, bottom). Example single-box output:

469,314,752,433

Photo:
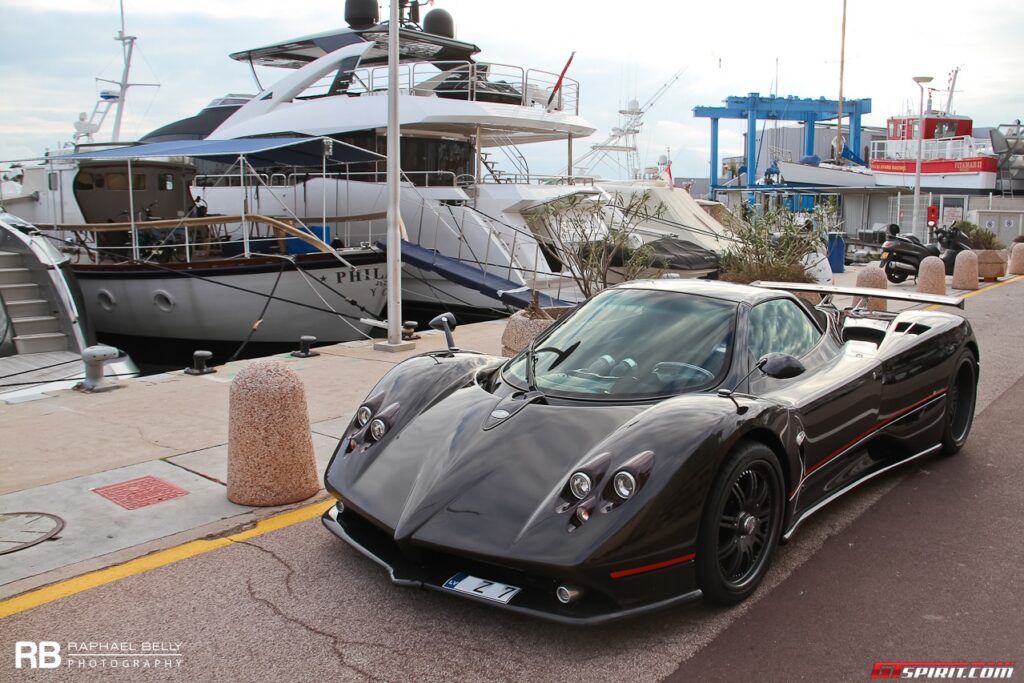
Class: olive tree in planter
953,220,1007,281
500,191,664,357
719,205,827,284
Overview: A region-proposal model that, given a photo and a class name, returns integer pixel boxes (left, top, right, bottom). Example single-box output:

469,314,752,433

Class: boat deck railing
870,136,993,163
298,60,579,115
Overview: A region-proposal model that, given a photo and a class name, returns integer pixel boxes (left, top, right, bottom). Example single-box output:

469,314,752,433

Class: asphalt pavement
2,276,1022,682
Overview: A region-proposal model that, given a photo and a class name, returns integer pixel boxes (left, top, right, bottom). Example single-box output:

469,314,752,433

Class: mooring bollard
951,250,980,291
917,256,947,296
1008,243,1024,276
227,358,319,506
402,320,420,341
74,345,123,393
854,265,887,312
184,350,215,375
291,335,319,358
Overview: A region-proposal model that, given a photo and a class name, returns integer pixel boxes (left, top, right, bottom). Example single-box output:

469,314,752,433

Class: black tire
884,263,909,284
941,349,978,455
696,441,784,605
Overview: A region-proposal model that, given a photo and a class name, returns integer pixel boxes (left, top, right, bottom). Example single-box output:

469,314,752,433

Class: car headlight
612,471,637,500
356,405,373,427
368,418,387,441
568,472,592,500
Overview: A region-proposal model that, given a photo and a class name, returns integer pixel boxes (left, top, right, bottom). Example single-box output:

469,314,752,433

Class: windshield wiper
525,337,539,392
524,341,580,392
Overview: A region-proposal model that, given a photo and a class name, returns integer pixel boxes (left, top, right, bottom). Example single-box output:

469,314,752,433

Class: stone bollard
854,265,887,312
1007,243,1024,276
227,359,319,506
951,250,980,291
917,256,947,296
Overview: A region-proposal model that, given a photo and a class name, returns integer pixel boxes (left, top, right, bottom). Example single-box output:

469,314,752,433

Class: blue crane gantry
693,92,872,192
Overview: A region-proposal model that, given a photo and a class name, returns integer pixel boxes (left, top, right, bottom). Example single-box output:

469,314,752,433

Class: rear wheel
941,349,977,455
697,441,784,605
884,262,909,284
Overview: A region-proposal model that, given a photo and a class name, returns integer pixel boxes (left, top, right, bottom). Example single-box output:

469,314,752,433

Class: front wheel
941,349,978,455
696,441,784,605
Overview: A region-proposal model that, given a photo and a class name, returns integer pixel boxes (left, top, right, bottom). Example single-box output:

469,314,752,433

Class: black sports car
322,279,977,624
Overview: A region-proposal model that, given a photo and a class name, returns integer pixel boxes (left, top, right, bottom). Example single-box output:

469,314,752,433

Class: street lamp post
374,1,415,353
910,75,933,242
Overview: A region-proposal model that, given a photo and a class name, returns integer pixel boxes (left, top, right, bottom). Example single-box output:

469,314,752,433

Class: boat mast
836,0,847,164
98,0,157,143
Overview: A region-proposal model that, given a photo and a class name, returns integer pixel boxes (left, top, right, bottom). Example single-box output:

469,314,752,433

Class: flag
546,51,576,109
663,162,673,190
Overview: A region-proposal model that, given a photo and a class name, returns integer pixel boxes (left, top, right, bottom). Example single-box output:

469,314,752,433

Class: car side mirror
759,352,805,379
429,313,459,352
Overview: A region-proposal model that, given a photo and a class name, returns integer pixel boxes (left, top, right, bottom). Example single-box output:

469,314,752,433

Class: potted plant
952,220,1007,281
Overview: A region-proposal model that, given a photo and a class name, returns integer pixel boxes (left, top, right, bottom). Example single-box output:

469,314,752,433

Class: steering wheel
652,361,714,384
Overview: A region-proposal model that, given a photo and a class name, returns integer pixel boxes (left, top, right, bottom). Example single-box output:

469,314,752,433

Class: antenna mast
571,69,686,179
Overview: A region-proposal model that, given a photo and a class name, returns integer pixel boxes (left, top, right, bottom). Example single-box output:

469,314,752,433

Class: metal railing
870,136,993,162
297,60,580,114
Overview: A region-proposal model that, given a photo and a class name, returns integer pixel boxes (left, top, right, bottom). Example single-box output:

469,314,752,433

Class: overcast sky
1,0,1022,177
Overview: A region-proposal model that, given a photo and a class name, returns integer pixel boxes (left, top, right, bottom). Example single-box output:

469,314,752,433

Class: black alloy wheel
697,441,784,605
941,348,978,455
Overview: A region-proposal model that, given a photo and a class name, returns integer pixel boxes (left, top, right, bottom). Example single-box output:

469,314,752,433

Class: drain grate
0,512,65,555
93,475,189,510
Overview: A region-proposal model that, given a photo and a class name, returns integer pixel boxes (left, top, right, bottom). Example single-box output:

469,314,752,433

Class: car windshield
503,287,737,399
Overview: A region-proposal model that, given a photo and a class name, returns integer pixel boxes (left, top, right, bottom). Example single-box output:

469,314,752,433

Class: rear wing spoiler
751,281,965,309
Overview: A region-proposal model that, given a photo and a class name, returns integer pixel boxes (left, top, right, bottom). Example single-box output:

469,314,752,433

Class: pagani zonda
322,279,977,624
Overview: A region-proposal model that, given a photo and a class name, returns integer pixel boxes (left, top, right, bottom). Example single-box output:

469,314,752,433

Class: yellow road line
0,499,334,620
926,274,1021,310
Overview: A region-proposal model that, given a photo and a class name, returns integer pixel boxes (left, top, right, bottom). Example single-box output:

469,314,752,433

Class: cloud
3,0,1023,176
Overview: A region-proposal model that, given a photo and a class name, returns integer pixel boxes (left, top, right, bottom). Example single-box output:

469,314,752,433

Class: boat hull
870,157,998,190
73,254,388,344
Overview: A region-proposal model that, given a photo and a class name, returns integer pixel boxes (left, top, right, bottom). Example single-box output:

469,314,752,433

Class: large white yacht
146,0,607,319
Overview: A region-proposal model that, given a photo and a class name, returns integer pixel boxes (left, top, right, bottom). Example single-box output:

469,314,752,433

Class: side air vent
894,322,931,335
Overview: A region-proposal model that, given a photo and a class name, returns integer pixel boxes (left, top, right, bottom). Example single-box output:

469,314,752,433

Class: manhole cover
93,475,189,510
0,512,65,555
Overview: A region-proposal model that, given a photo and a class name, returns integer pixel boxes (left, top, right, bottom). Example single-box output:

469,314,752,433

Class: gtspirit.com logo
872,662,1016,679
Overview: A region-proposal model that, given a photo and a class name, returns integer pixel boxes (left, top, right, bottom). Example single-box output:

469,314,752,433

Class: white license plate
443,572,520,604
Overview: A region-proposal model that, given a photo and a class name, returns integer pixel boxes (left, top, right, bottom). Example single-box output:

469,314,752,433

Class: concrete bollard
227,359,319,506
1008,243,1024,276
917,256,947,296
951,250,980,291
854,265,887,312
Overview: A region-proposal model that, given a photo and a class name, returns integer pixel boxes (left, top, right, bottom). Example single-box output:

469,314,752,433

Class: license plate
443,572,520,604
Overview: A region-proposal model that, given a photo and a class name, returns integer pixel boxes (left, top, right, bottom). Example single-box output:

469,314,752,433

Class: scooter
879,222,970,283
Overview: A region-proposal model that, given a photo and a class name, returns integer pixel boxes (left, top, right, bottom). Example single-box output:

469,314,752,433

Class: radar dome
345,0,379,29
423,8,455,38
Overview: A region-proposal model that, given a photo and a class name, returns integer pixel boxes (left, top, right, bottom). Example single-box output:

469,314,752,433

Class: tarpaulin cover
380,240,571,309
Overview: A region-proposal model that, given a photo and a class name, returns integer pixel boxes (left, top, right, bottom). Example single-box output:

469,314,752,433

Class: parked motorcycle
879,222,970,284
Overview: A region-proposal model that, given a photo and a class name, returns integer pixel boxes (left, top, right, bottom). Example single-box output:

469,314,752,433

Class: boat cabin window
911,120,920,140
934,121,957,139
104,173,147,191
158,173,175,191
74,172,94,190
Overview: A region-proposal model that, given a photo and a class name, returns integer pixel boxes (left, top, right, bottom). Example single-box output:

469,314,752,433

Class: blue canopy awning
63,137,381,168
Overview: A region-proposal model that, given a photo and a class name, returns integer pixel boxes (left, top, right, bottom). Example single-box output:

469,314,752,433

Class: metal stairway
0,251,68,355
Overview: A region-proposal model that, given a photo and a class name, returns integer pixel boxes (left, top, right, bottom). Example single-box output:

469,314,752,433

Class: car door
745,298,883,509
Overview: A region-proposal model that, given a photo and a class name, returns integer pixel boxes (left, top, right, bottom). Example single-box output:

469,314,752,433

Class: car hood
328,383,644,563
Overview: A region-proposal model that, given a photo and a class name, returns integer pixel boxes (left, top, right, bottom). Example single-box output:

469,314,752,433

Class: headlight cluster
563,451,653,527
353,403,390,442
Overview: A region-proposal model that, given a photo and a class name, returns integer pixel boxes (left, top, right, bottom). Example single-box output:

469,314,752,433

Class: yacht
144,0,606,319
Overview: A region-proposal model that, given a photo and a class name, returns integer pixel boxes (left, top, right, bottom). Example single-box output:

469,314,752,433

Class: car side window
747,298,822,362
